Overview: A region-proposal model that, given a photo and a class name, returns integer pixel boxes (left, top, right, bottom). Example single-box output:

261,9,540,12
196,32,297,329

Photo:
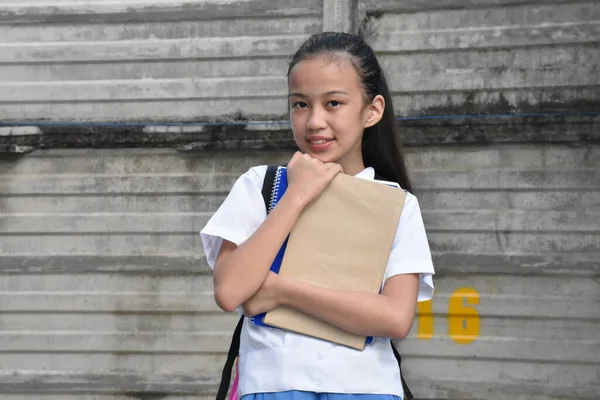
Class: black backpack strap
216,315,244,400
261,165,279,211
392,342,414,400
215,164,281,400
377,168,414,399
374,172,386,181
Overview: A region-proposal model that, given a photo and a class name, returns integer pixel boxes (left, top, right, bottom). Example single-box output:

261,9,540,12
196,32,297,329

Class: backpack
215,165,414,400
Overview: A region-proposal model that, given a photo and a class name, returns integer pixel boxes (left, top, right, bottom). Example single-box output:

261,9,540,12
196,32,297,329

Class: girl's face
287,55,384,175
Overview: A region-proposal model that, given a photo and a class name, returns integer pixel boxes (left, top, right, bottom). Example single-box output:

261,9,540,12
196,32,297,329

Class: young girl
201,32,435,400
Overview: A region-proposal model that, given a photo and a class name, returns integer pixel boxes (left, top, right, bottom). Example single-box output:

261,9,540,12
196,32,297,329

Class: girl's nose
306,109,327,131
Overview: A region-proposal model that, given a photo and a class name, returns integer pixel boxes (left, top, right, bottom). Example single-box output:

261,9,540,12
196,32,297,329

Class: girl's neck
338,155,366,176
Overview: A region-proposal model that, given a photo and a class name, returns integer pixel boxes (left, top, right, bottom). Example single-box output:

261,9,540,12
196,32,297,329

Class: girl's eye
327,100,341,107
292,101,308,109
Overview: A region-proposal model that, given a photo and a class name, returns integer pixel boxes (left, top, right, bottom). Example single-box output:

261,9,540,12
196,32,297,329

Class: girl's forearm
213,194,304,312
278,277,417,339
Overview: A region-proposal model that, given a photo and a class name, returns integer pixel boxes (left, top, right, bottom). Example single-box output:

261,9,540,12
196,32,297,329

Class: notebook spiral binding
250,167,284,326
268,167,282,214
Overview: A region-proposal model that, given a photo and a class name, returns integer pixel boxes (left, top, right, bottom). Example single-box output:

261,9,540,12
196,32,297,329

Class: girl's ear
363,95,385,128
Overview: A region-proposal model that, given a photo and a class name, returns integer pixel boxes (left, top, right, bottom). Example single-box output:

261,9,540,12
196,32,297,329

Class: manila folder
263,172,406,350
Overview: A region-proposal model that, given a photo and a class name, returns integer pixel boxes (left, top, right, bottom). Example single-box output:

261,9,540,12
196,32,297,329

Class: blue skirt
242,391,401,400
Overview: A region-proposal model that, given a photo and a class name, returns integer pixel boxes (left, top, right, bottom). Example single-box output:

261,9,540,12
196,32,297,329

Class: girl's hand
285,152,343,208
242,272,284,317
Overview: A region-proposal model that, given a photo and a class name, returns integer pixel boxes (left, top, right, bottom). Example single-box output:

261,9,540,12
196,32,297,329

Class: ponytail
362,72,413,192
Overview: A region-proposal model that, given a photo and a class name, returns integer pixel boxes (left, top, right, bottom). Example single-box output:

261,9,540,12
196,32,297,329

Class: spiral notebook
252,166,406,350
249,166,290,326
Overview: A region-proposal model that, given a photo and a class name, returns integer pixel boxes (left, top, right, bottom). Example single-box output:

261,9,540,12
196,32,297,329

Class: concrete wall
358,0,600,117
1,0,597,134
1,145,598,399
0,0,599,399
0,0,321,123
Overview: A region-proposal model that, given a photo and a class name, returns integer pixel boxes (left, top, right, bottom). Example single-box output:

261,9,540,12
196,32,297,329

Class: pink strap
228,358,239,400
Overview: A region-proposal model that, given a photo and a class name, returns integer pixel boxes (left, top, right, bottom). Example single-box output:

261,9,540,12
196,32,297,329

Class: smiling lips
307,136,334,152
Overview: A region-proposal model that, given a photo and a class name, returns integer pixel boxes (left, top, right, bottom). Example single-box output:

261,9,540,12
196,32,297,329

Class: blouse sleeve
200,166,268,270
383,192,435,302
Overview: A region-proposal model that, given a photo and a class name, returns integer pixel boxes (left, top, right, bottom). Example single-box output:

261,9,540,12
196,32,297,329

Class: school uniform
200,166,435,400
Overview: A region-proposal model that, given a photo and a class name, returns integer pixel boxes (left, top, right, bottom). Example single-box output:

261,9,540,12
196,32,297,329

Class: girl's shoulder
372,176,420,210
234,165,269,188
242,165,268,179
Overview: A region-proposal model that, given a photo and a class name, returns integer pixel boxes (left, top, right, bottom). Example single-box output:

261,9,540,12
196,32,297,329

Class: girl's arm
213,194,303,312
280,273,419,339
243,272,419,339
212,153,342,313
241,189,433,339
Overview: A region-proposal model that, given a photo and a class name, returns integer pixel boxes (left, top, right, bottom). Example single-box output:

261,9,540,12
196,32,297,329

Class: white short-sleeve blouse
201,165,435,398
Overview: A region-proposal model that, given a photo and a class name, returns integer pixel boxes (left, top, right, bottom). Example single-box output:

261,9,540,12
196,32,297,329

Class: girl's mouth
307,138,334,152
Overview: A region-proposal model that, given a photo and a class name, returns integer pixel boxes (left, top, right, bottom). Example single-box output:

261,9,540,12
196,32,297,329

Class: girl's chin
300,148,336,162
306,153,336,163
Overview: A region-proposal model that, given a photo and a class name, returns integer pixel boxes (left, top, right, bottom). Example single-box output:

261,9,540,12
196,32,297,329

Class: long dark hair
286,32,413,193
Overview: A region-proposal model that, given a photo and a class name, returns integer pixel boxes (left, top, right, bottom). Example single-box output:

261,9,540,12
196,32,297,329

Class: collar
354,166,375,181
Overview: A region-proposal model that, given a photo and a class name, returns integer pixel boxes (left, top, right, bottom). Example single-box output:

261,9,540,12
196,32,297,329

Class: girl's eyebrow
288,90,350,98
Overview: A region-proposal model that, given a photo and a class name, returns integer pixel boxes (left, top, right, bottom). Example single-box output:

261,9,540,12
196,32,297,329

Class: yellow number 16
416,287,480,344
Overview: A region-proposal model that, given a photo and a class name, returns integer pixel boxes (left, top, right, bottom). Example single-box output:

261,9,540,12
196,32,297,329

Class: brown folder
263,173,406,350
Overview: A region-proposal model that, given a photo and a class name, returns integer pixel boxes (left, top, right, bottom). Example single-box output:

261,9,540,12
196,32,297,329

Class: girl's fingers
326,163,343,179
324,162,343,173
323,162,342,171
288,151,303,167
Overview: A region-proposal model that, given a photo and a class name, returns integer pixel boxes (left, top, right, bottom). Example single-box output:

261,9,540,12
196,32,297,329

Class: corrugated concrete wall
0,0,599,399
358,0,600,117
398,145,600,399
0,0,321,122
1,0,598,125
0,149,285,399
1,145,598,399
